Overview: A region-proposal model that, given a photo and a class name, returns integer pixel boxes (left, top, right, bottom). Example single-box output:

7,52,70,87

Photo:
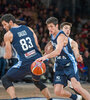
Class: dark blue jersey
51,30,77,73
10,25,42,67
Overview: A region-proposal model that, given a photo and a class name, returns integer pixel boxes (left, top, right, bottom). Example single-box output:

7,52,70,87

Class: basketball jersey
10,25,42,67
51,30,77,73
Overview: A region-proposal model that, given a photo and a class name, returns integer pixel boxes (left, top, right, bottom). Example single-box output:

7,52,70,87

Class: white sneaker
76,95,82,100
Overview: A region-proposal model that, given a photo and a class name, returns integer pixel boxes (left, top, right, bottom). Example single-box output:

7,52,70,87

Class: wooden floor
0,81,90,99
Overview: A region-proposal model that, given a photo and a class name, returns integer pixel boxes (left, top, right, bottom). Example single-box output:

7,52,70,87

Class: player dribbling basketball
1,14,52,100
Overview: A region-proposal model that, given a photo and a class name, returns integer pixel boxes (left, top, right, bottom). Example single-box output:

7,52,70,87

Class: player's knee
1,75,13,90
54,87,63,96
33,80,46,91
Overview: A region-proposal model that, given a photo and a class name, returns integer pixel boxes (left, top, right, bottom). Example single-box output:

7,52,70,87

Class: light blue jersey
51,30,79,86
51,30,77,73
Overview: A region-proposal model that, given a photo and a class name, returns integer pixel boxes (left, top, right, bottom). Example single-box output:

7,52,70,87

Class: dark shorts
54,62,80,87
6,62,41,82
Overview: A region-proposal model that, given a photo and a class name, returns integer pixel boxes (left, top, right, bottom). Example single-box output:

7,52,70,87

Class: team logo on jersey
56,76,60,80
55,76,61,82
24,49,36,58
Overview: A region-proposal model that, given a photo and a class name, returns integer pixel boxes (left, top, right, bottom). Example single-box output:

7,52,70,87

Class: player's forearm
4,45,12,59
74,53,83,62
46,49,60,59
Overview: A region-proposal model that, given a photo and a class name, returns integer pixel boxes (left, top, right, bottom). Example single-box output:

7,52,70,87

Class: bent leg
54,84,78,100
33,79,52,100
1,75,16,99
54,72,77,100
71,77,90,100
54,84,72,98
1,66,27,99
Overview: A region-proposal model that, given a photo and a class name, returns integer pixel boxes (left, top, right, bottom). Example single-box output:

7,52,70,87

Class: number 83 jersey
10,25,42,66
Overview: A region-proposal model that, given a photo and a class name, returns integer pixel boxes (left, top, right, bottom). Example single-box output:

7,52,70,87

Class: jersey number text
20,37,33,51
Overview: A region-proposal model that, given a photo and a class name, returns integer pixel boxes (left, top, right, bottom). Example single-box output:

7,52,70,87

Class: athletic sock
70,94,77,100
11,97,18,100
48,98,52,100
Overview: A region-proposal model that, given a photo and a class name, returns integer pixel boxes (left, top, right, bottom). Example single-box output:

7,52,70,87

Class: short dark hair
60,22,72,29
46,17,58,26
0,14,16,23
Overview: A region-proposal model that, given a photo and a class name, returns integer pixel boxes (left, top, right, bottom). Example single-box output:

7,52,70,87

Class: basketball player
0,14,52,100
36,17,90,100
44,22,83,96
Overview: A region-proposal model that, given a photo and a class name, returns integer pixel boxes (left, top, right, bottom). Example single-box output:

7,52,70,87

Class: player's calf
33,80,52,100
33,80,46,91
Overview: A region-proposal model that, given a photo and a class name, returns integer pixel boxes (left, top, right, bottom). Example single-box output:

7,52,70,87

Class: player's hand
77,55,83,63
36,55,48,62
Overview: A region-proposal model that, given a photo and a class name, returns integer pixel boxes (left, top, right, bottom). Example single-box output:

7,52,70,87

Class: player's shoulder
57,33,67,40
59,30,67,35
71,39,77,45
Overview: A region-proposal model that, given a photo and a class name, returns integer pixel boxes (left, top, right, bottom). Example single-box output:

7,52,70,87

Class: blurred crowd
0,0,90,83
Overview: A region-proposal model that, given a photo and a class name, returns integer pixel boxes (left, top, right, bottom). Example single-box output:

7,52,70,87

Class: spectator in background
82,23,88,35
74,16,82,33
87,31,90,52
63,9,72,23
78,62,88,82
41,37,47,51
79,38,89,53
0,41,7,79
0,30,7,79
83,50,90,82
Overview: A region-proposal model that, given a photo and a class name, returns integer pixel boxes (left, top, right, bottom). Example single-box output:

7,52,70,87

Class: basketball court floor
2,97,71,100
0,82,90,100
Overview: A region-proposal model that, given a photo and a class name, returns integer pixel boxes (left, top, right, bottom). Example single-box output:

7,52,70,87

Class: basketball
31,60,46,75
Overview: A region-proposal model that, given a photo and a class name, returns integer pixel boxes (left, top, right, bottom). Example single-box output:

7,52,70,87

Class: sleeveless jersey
51,30,77,73
10,25,42,67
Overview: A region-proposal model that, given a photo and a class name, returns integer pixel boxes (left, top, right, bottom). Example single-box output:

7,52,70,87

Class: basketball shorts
54,62,80,87
6,62,41,82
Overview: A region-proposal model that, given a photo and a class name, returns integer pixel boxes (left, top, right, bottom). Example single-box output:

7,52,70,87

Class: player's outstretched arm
36,34,65,61
4,31,13,59
71,40,83,62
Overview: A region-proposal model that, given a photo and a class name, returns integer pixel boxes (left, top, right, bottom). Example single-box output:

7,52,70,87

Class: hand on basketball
31,60,46,75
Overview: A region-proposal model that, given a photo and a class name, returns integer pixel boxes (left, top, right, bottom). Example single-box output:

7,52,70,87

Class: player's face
47,23,58,35
2,21,11,31
62,25,71,36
